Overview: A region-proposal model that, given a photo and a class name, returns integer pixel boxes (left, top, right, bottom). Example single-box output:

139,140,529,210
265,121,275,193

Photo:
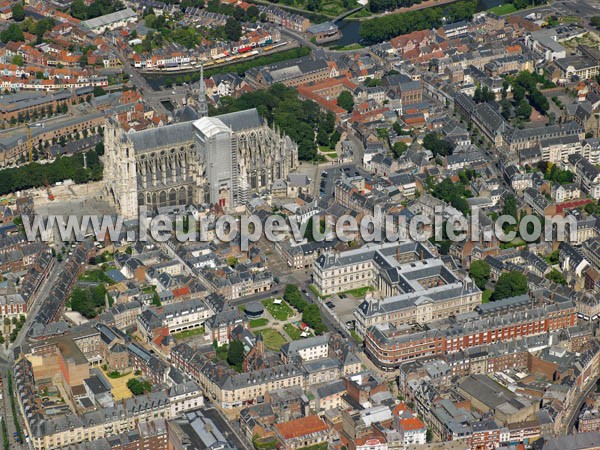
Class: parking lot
321,291,366,332
318,164,372,209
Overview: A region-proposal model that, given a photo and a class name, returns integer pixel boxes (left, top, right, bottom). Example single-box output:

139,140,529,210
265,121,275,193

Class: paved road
566,375,600,433
9,258,64,356
507,0,600,30
278,27,371,56
1,375,22,449
105,42,171,117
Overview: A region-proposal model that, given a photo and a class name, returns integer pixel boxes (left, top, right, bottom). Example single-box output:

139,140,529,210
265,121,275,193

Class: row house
170,343,304,410
568,153,600,199
258,5,311,32
365,301,576,370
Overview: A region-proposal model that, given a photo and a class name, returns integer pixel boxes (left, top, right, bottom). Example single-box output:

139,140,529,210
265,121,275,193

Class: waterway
328,0,504,46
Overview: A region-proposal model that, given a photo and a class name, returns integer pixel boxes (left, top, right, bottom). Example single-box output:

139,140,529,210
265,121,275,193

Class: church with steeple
103,65,298,218
197,64,208,118
175,64,209,123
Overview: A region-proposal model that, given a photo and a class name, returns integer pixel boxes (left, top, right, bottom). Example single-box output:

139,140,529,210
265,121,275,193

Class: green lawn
482,289,493,303
250,318,269,329
284,323,313,340
80,268,114,284
499,238,526,250
173,327,205,340
284,323,302,340
339,286,374,298
262,298,294,321
107,370,128,379
261,329,287,351
487,3,516,15
329,42,365,51
346,8,371,18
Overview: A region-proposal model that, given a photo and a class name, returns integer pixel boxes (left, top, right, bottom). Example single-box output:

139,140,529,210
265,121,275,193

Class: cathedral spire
198,64,208,118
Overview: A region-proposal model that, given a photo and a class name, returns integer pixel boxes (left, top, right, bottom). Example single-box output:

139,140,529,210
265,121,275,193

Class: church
103,68,299,219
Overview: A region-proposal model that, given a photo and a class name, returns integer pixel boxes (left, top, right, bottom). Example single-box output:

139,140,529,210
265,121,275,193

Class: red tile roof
399,417,425,431
275,415,328,440
172,286,191,297
392,402,410,416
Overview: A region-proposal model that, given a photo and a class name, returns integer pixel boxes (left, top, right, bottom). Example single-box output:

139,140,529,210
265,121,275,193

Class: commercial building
81,8,138,33
306,22,341,44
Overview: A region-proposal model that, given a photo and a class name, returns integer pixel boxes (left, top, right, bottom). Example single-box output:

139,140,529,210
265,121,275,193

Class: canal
321,0,505,47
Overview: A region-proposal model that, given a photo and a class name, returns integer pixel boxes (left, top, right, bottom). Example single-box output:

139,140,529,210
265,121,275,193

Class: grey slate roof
128,108,265,153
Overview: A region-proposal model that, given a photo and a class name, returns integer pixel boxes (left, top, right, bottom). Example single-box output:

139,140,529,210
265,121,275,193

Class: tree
1,24,24,43
391,142,407,158
473,85,494,103
514,99,531,121
317,127,329,146
492,271,528,301
233,6,246,20
11,55,24,67
69,284,108,319
144,13,158,29
216,83,328,161
469,260,490,290
302,304,327,334
246,5,259,21
426,429,433,443
329,130,341,149
306,0,320,10
530,90,549,114
127,378,152,395
337,91,354,113
359,0,476,44
422,132,452,157
224,17,242,41
304,216,325,242
365,78,382,87
227,256,238,268
431,178,470,215
592,16,600,29
227,339,245,372
502,194,518,222
12,2,25,21
142,34,153,52
585,202,600,215
93,86,106,97
545,268,566,285
71,0,87,19
152,291,161,306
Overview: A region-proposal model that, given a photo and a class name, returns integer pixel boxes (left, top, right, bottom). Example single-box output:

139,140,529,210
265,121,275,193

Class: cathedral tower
197,64,208,118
